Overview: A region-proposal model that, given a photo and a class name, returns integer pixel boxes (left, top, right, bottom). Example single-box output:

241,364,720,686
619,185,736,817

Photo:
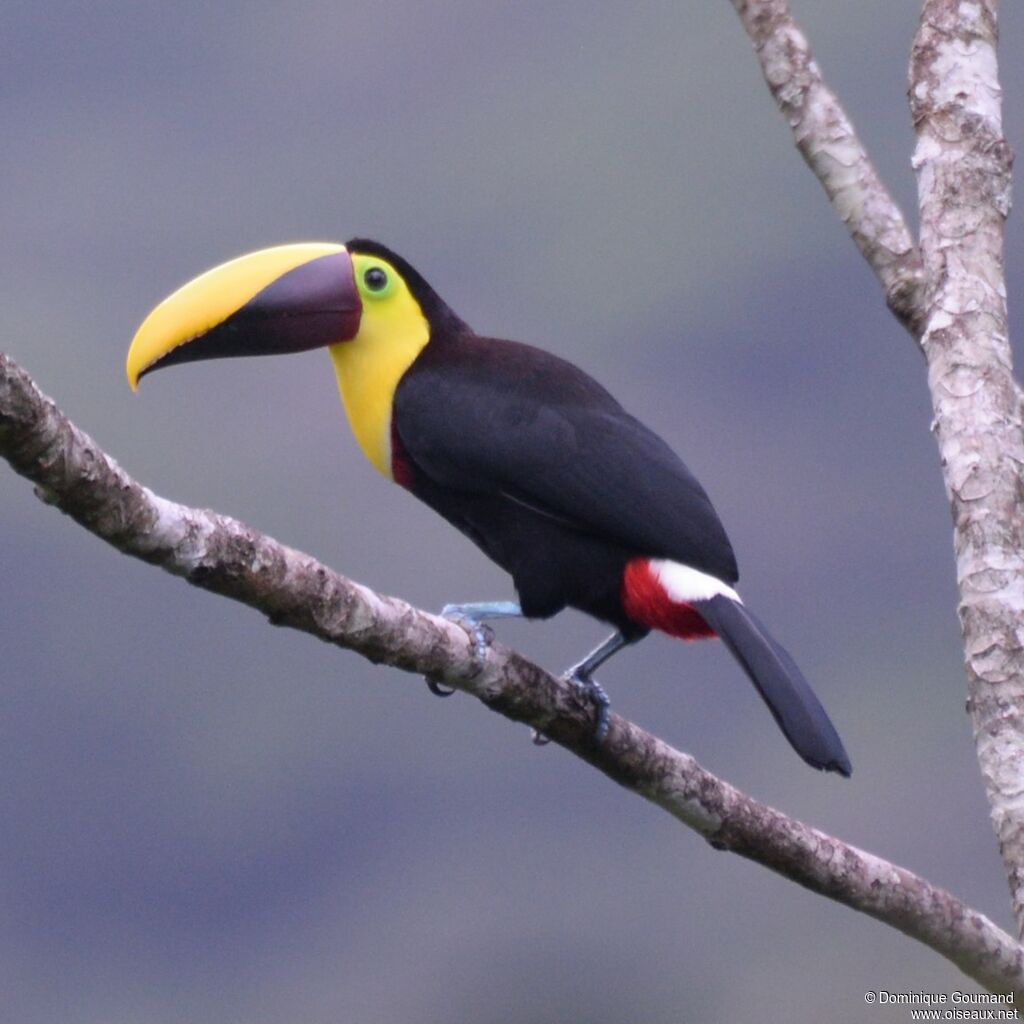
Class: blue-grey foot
441,601,523,660
565,668,612,743
562,631,630,743
429,601,524,698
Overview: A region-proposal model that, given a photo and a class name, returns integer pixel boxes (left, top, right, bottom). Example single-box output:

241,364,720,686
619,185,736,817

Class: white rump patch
651,560,742,605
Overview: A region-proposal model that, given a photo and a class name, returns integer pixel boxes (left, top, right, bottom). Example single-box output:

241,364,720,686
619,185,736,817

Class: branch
732,0,1024,951
731,0,927,337
3,350,1023,999
910,0,1024,936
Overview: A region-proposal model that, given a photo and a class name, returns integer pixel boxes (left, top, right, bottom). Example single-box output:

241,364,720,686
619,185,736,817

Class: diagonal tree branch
4,349,1024,999
731,0,927,338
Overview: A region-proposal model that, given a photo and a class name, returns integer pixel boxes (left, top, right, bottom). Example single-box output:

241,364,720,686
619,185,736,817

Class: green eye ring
362,265,393,297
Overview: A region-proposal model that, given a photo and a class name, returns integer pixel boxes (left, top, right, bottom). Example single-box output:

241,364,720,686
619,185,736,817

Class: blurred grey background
3,3,1023,1021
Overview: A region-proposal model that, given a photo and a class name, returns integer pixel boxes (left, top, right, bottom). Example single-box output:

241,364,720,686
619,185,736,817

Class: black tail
694,595,851,776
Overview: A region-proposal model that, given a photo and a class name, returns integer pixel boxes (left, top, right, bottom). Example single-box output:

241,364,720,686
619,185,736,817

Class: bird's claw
566,668,611,744
531,672,610,746
431,602,517,703
441,605,494,662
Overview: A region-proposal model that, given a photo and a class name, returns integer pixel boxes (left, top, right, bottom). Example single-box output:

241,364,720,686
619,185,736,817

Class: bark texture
3,348,1023,999
910,0,1024,937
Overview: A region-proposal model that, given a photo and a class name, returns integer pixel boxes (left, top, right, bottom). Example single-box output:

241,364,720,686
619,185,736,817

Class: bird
126,239,851,776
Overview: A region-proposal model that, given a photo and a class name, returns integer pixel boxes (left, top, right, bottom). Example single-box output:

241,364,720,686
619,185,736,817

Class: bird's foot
532,670,611,745
557,631,628,744
440,601,522,661
441,605,495,661
428,601,523,699
564,665,612,744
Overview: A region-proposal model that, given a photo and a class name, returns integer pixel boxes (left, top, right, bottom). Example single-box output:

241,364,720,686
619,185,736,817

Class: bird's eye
363,266,388,292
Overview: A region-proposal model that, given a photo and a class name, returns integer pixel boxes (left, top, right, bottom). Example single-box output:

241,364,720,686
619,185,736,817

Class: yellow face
329,252,431,479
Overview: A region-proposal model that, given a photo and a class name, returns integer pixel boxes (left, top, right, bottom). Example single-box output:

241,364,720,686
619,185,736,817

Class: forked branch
731,0,926,337
735,0,1024,944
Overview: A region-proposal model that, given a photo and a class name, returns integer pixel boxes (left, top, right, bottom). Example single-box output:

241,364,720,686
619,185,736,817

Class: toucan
126,239,851,776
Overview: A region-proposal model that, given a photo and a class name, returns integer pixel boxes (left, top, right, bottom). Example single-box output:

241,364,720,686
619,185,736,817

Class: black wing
393,335,738,583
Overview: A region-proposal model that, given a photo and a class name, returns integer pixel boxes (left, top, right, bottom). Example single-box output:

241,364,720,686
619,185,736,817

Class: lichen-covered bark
910,0,1024,936
731,0,926,335
3,349,1023,997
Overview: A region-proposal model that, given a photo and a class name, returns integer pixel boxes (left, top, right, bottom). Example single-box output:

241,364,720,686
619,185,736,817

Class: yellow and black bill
126,243,361,389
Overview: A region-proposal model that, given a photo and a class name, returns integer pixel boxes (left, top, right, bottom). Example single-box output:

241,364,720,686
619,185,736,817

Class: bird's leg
559,630,631,744
430,601,523,696
442,600,523,657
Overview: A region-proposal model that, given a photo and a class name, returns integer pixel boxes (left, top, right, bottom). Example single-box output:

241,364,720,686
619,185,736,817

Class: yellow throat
328,252,431,479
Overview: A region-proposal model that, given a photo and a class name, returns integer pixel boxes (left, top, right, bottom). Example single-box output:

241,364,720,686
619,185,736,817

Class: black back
394,330,739,586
